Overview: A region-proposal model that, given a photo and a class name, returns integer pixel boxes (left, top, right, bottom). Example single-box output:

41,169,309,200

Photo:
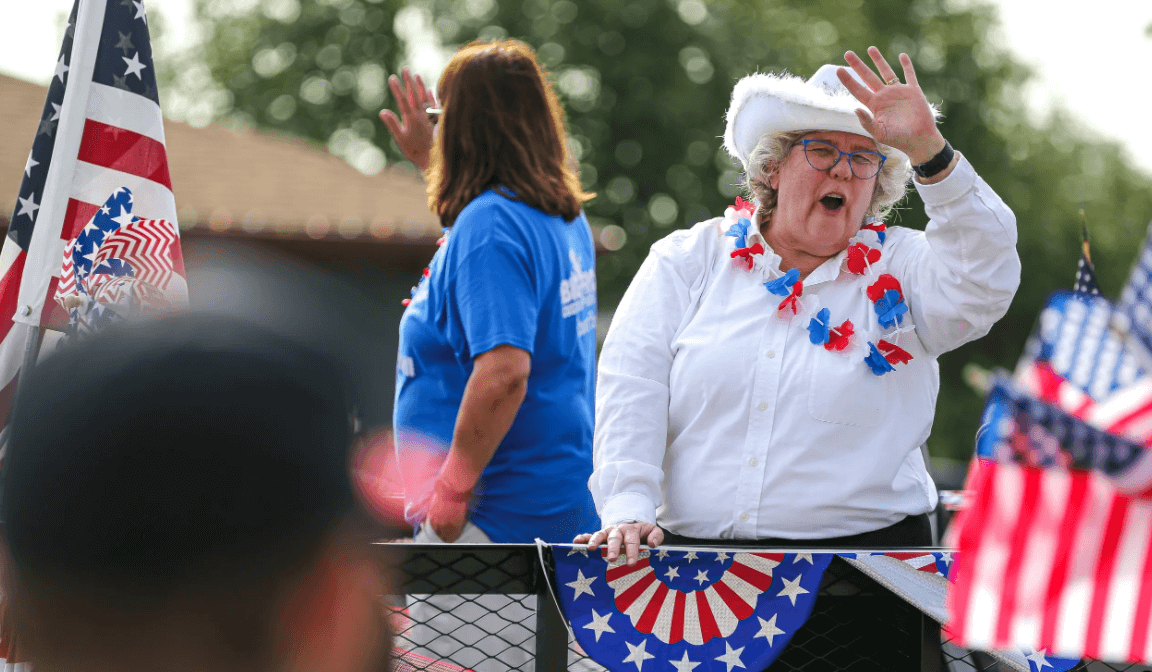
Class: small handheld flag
1075,211,1100,295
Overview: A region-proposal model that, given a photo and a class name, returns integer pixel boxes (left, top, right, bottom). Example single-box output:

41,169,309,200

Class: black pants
660,512,933,548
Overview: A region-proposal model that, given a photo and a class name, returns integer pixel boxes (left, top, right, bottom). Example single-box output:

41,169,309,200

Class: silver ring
884,76,899,86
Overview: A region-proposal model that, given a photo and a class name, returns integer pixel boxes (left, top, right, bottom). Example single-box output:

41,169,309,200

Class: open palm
380,68,437,172
835,47,945,166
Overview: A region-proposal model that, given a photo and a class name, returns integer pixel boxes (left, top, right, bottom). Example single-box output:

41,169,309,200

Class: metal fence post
534,554,569,671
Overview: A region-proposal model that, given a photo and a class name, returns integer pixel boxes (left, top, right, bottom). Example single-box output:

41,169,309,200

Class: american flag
948,288,1152,662
948,434,1152,663
0,0,185,433
1075,212,1100,295
1076,255,1100,295
1117,220,1152,362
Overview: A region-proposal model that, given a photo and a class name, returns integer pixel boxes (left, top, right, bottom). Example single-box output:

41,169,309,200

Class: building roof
0,72,442,243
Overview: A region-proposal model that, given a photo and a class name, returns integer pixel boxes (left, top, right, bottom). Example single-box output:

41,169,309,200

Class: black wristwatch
912,140,954,178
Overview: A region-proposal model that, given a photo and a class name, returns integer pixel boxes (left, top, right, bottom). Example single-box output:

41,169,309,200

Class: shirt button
740,513,750,522
766,350,776,358
749,458,758,467
757,402,768,411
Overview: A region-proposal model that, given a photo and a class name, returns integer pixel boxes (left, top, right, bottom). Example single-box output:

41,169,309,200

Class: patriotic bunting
552,544,829,671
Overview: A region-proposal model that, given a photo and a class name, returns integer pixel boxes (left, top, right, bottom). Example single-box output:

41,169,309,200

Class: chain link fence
380,543,1151,672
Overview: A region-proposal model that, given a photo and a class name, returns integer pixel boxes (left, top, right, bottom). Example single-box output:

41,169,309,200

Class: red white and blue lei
722,197,916,376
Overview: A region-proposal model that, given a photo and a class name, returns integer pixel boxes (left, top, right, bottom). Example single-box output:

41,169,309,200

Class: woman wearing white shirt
578,48,1020,564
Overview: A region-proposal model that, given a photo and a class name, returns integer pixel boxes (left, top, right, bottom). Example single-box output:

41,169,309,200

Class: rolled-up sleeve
591,223,715,526
896,154,1022,356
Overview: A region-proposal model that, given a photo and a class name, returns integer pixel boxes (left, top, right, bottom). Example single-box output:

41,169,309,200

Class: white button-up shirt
591,155,1020,539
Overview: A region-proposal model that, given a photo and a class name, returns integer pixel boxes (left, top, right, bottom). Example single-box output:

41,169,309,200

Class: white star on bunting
684,551,698,563
715,642,746,671
714,552,730,562
50,102,61,121
664,565,680,580
622,640,654,672
669,651,701,672
582,609,614,642
694,569,709,586
1026,649,1053,670
16,193,40,220
122,52,147,79
777,574,809,606
133,0,148,23
54,54,69,83
567,546,588,556
565,569,597,600
24,152,39,177
655,548,670,559
754,614,785,646
793,553,814,565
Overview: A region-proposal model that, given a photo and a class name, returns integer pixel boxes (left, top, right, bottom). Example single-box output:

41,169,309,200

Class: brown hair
426,40,592,227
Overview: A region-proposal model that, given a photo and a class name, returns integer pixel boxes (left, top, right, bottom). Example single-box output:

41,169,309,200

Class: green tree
185,0,1152,463
178,0,410,172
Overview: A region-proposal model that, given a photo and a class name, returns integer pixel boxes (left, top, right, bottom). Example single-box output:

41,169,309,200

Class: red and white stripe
948,460,1152,663
1016,361,1152,498
604,551,783,645
0,241,31,433
92,218,179,290
1018,360,1152,449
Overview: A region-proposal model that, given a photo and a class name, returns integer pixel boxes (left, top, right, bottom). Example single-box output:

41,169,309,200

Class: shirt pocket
807,350,887,427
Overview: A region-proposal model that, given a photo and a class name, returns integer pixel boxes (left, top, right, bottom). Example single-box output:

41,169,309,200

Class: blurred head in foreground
1,314,390,672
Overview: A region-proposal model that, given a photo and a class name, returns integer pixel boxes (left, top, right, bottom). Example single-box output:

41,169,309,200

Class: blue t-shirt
393,189,600,543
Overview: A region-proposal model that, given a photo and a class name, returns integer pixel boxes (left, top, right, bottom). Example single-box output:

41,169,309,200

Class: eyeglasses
800,139,886,180
424,107,442,125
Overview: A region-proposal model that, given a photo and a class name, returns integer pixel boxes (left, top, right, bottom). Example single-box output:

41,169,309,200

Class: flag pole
0,325,39,457
1080,210,1092,267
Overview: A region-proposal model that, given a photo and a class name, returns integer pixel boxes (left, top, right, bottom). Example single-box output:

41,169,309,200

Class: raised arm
839,47,1019,354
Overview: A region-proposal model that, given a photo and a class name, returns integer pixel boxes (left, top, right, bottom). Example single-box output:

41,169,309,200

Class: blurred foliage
187,0,1152,463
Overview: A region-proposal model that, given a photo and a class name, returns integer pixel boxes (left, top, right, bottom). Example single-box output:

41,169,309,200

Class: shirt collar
748,208,849,288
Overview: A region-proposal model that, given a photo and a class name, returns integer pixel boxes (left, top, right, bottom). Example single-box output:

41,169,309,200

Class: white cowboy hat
723,64,922,171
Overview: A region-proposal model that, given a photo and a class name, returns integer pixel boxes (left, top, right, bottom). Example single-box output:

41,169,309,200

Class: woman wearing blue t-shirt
386,40,601,547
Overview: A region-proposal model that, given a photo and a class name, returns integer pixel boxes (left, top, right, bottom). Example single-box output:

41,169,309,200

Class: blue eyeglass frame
800,139,887,179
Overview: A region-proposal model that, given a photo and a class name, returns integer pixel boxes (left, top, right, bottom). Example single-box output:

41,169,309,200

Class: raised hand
379,67,437,172
835,47,946,166
574,522,665,566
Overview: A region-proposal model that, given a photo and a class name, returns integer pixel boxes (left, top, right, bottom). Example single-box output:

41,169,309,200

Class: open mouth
819,194,845,211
